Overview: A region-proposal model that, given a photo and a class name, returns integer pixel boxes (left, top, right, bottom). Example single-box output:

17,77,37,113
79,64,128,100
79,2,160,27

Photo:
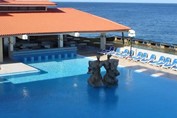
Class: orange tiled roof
0,8,130,36
0,0,56,6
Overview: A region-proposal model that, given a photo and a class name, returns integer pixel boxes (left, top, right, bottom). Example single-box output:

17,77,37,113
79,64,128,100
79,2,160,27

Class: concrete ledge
0,62,39,77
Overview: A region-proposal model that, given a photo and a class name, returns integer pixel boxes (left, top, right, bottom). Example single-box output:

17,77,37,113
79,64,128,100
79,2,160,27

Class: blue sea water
0,57,177,118
57,2,177,44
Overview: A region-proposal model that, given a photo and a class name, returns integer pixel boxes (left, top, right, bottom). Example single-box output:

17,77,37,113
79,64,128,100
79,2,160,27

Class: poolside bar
0,0,130,63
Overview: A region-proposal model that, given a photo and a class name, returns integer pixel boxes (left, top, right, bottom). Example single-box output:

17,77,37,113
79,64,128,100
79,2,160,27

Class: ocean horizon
57,2,177,45
57,2,177,4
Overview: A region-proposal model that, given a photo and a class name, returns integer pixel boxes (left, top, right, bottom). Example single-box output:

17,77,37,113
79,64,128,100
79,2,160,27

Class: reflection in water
22,87,29,99
87,85,119,111
73,83,78,87
103,87,119,110
125,69,133,89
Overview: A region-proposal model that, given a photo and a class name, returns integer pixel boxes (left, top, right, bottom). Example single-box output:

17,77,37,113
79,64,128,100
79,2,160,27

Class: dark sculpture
87,55,120,87
87,56,103,87
102,55,120,86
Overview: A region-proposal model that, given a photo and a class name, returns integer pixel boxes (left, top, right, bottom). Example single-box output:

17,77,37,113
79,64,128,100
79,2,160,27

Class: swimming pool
0,56,177,118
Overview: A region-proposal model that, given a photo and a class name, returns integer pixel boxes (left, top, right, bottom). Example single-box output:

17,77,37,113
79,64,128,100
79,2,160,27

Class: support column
122,32,125,45
58,34,63,48
100,33,106,50
8,36,15,57
0,37,3,62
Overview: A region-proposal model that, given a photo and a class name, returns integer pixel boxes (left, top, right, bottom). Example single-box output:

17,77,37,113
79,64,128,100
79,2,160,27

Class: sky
52,0,177,3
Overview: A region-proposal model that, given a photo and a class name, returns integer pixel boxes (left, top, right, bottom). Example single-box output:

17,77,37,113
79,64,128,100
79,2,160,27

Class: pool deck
85,54,177,80
0,61,39,77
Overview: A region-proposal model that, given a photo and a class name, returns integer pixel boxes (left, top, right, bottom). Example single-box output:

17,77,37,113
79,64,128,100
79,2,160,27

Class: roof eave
0,29,130,37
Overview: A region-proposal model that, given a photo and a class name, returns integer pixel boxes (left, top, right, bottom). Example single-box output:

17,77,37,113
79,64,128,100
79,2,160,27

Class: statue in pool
102,55,120,86
87,55,103,87
87,55,120,87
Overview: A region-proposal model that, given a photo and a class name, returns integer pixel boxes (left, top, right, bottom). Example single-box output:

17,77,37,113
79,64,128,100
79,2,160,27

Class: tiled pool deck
0,53,176,79
88,54,177,80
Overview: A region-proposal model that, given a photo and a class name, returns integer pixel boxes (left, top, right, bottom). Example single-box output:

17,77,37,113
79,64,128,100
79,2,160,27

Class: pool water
0,56,177,118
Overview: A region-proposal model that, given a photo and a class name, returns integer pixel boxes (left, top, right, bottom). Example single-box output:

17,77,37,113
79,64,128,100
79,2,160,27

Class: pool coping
0,70,40,78
0,62,40,78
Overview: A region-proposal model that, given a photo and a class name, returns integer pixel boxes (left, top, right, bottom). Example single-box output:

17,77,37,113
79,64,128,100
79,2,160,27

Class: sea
56,2,177,45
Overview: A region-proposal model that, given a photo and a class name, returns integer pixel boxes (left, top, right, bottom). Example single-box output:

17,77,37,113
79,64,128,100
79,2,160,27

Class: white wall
120,46,177,61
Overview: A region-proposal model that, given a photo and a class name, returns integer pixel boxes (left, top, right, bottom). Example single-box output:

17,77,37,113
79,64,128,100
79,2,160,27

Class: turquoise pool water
0,56,177,118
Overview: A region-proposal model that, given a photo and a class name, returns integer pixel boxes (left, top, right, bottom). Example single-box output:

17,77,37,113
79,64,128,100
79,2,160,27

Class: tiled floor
86,54,177,80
